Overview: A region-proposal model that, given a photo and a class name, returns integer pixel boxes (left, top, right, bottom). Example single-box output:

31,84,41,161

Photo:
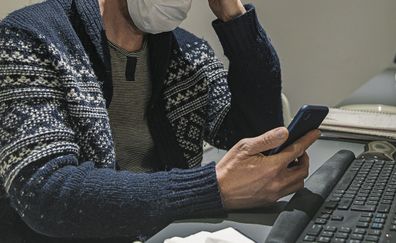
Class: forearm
211,5,283,148
9,155,224,240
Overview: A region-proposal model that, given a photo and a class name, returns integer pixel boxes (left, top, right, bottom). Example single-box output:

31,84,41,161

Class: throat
100,0,145,52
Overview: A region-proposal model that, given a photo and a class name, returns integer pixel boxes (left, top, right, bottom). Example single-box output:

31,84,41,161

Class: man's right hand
216,127,321,210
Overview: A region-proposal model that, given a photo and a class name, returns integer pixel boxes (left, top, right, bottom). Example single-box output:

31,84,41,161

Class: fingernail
275,128,286,139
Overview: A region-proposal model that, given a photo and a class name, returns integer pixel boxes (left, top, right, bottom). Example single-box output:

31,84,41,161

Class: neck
99,0,144,52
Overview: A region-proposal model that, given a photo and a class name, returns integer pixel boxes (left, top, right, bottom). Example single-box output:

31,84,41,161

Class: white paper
320,108,396,139
164,227,255,243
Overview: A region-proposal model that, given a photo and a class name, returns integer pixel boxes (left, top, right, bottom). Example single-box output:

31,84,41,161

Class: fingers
279,181,305,199
286,153,310,178
235,127,289,156
273,129,320,167
278,154,310,198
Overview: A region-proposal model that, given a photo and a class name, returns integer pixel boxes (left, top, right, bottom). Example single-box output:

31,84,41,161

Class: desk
147,139,365,243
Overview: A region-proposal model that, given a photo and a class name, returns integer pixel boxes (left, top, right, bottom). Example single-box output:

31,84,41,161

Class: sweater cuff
212,4,265,58
165,162,226,219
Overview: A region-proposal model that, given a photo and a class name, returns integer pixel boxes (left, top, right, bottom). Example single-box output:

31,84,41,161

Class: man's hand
208,0,247,22
216,127,321,209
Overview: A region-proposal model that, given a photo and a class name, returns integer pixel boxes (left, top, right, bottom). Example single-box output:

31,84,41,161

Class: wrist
217,3,246,22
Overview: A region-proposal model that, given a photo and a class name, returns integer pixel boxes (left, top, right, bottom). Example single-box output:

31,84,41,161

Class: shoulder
172,27,213,53
1,0,69,39
171,28,217,68
172,28,204,46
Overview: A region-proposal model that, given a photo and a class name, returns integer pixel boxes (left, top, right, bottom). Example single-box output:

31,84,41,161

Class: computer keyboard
297,141,396,243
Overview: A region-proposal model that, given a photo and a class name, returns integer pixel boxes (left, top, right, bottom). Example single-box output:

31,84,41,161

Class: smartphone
268,105,329,155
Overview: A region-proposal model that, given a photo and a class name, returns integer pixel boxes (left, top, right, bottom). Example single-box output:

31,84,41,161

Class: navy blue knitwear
0,0,283,241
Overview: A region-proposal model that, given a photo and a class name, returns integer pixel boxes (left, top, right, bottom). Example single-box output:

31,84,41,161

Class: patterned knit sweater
0,0,282,241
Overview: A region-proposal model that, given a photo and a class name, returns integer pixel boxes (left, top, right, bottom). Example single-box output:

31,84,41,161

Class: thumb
235,127,289,156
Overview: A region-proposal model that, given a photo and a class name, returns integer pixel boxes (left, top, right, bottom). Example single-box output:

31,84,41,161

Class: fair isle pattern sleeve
0,27,78,192
201,44,232,146
163,37,230,168
0,27,115,192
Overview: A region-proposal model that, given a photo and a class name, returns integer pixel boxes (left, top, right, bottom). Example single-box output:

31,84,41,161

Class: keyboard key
324,226,337,232
367,229,381,236
321,231,334,238
391,225,396,231
307,225,322,236
356,222,369,228
343,193,355,199
365,235,380,242
330,197,341,202
371,223,383,229
353,200,365,205
321,209,333,214
319,214,330,219
333,239,346,243
331,215,344,221
353,228,366,234
339,227,351,233
358,217,371,223
377,204,390,213
335,233,349,239
315,218,327,225
303,235,316,242
318,237,331,243
362,213,374,218
324,202,338,209
350,234,364,240
366,201,378,206
375,213,387,219
351,205,376,212
372,218,385,224
338,199,353,210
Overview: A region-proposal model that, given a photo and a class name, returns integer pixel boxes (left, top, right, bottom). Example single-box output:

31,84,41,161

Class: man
0,0,320,242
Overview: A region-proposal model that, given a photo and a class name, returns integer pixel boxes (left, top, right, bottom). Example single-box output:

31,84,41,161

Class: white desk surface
148,139,366,243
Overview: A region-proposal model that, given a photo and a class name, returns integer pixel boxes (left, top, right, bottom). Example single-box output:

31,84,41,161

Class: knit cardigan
0,0,283,241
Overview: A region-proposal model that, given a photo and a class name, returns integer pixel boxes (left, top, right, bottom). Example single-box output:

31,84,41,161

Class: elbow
20,212,63,239
9,194,72,238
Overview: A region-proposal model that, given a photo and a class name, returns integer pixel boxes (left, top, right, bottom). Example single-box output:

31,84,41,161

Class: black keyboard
297,141,396,243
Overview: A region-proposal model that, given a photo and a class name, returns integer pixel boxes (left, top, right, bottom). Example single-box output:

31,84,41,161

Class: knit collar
74,0,107,67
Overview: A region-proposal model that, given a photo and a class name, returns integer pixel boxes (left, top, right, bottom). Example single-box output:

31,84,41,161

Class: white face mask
127,0,192,34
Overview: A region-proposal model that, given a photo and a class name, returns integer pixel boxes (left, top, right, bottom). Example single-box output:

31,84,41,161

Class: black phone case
268,105,329,155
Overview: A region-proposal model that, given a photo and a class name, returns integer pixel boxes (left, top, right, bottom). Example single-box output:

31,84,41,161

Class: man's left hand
208,0,246,22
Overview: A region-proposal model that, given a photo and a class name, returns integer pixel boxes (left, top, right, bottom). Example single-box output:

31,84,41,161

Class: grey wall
182,0,396,113
0,0,35,18
2,0,396,113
